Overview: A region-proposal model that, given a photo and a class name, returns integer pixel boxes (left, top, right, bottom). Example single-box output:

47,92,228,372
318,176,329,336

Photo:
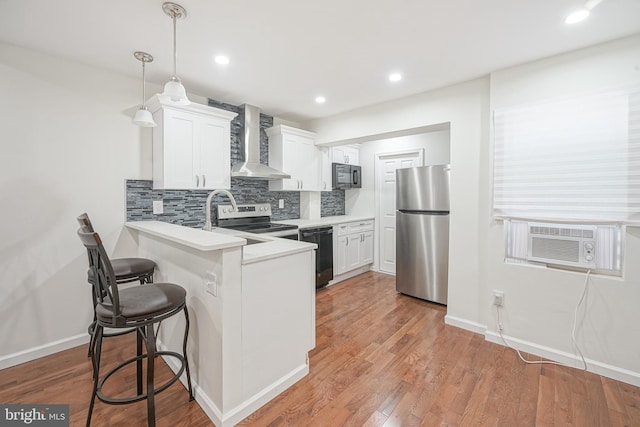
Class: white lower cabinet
334,220,374,276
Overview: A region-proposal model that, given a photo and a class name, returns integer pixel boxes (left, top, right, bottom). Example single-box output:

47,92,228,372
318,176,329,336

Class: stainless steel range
217,203,299,239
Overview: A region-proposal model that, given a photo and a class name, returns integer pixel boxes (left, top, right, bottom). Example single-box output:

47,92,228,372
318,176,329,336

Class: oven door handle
301,228,333,238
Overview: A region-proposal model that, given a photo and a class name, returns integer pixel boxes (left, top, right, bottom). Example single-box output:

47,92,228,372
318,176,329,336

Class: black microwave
332,163,362,189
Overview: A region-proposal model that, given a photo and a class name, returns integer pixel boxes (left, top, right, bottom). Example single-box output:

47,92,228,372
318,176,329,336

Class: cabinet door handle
202,174,206,188
346,238,348,246
346,155,349,164
300,180,303,189
196,175,199,187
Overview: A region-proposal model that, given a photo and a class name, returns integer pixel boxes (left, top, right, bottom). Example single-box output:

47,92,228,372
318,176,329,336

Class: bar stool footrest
96,351,187,405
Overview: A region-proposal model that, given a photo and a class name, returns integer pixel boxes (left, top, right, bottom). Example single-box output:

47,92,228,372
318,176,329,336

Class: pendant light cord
172,14,177,78
142,60,147,105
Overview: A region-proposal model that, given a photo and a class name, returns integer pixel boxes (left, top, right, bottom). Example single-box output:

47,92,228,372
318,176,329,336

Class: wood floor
1,272,638,426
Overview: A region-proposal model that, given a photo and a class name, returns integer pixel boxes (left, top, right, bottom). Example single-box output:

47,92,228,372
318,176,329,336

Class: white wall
485,35,640,381
305,77,490,334
306,34,640,385
344,130,450,217
0,42,208,367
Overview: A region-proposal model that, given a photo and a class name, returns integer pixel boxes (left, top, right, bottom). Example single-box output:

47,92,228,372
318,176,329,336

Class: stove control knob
222,208,227,213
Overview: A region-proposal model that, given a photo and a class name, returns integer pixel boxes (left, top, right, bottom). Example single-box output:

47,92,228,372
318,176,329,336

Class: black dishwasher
300,226,333,288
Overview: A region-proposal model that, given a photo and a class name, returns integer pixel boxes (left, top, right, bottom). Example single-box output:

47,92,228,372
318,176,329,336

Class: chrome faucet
203,189,238,231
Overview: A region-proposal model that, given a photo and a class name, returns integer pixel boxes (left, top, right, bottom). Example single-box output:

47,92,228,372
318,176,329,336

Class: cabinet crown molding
265,124,317,138
146,94,238,121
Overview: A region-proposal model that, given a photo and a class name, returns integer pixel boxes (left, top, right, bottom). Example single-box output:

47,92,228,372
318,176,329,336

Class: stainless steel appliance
300,226,333,288
396,165,450,304
332,163,362,189
230,104,291,180
217,203,299,239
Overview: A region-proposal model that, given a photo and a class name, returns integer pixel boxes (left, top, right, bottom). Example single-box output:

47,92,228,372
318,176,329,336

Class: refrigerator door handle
398,209,449,215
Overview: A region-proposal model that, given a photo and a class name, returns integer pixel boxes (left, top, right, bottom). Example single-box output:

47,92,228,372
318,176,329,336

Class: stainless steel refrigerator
396,165,450,304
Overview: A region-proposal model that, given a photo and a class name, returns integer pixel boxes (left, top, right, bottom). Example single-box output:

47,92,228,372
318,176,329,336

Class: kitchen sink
243,237,268,246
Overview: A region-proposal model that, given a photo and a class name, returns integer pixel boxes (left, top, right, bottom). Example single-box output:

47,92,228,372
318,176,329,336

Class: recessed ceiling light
565,9,590,24
214,55,230,65
565,0,603,24
315,96,326,104
389,73,402,82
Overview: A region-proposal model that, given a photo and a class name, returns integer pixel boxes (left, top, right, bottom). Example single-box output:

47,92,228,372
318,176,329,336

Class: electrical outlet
493,290,505,307
279,199,284,209
205,272,217,297
152,200,164,215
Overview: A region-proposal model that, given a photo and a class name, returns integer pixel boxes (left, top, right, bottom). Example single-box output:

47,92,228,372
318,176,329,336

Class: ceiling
1,0,639,122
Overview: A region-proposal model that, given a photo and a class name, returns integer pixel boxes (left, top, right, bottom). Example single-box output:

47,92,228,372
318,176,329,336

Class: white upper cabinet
148,95,237,190
267,125,320,191
331,145,360,165
319,146,332,192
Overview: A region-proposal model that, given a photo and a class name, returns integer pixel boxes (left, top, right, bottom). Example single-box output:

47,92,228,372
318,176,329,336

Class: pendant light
132,51,157,127
161,2,190,105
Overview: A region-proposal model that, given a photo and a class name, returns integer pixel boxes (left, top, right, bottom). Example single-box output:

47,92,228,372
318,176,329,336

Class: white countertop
125,221,316,264
278,215,374,229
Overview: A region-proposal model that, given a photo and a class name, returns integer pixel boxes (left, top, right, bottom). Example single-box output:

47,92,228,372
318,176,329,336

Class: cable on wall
496,270,590,370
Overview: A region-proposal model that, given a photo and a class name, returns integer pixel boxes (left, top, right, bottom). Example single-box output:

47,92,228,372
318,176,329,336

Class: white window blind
493,85,640,224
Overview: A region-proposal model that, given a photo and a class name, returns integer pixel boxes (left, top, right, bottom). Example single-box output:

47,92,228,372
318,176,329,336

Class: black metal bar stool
77,226,194,427
77,213,156,356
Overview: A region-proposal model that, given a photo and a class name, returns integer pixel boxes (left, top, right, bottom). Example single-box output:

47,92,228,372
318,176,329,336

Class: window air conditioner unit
527,222,596,269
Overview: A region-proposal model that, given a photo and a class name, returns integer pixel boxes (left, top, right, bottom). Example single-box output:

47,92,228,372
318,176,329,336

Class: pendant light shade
133,107,155,127
163,76,188,103
132,51,157,127
161,2,190,106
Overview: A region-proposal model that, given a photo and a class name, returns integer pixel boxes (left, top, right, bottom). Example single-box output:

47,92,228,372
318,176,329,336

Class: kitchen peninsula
125,221,316,427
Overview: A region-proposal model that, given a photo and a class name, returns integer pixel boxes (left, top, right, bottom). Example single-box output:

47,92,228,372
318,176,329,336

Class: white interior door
375,150,423,274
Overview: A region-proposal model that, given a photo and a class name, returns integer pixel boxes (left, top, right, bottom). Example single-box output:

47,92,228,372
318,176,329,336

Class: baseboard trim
330,265,372,286
220,363,309,426
0,333,89,370
485,330,640,387
444,315,487,334
445,315,640,387
158,340,309,426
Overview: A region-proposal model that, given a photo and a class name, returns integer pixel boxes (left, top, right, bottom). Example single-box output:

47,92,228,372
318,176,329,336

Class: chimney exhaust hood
230,104,290,180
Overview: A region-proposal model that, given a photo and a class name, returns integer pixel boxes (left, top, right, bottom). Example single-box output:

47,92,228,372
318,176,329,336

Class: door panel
396,211,449,304
164,110,196,188
199,118,229,189
376,151,421,274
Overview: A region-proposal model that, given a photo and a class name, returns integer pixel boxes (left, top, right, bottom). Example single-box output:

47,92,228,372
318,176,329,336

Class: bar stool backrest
77,212,95,232
77,227,123,326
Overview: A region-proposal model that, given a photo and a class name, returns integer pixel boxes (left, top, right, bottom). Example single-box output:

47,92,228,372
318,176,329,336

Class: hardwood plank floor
1,271,638,426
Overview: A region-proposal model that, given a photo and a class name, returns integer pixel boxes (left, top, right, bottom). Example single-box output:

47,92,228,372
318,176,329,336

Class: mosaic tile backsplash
126,99,345,227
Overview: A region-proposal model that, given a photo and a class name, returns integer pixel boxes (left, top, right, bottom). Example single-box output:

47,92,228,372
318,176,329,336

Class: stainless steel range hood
230,104,290,180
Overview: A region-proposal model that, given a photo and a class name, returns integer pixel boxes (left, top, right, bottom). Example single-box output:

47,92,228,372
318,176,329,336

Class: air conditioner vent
531,238,579,263
505,220,623,273
527,222,596,268
529,225,594,239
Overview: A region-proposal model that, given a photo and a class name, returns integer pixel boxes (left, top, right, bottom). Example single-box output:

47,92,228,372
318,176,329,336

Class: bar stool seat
95,283,186,325
88,257,156,284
